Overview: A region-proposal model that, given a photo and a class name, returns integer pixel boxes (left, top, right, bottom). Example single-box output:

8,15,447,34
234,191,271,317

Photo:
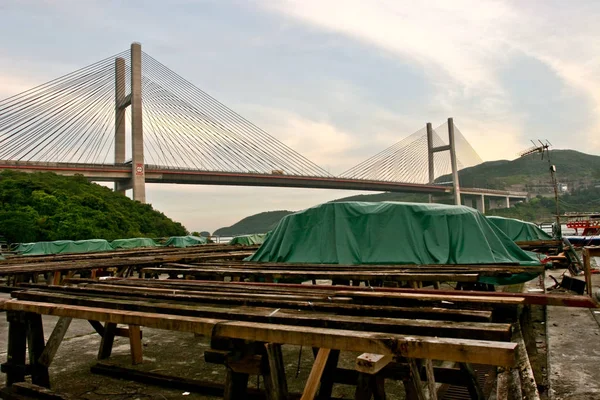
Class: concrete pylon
426,122,434,203
448,118,461,205
130,42,145,203
426,118,461,205
114,57,126,195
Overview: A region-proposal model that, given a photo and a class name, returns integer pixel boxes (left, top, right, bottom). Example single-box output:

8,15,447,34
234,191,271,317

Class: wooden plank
3,382,70,399
95,278,598,308
301,348,330,400
38,317,72,368
15,284,495,322
140,267,481,283
0,299,518,366
356,353,392,375
128,325,143,365
12,289,510,341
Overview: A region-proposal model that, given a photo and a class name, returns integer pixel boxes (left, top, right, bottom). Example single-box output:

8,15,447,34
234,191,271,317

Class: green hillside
437,149,600,191
0,171,187,243
213,210,293,236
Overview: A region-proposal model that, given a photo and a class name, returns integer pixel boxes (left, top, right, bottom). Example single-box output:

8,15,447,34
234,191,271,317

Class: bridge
0,42,526,211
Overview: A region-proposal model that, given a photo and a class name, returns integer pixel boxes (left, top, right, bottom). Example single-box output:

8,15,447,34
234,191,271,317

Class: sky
0,0,599,233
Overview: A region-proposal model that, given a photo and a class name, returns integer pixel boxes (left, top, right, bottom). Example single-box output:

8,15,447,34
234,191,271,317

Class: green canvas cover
164,235,207,248
110,237,159,250
229,234,268,246
487,216,552,242
16,239,113,256
248,202,541,285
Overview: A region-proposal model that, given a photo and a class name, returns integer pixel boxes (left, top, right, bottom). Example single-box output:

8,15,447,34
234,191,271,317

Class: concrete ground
546,264,600,400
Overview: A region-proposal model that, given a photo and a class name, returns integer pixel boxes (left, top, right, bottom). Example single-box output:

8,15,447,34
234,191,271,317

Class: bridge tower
427,117,461,205
114,42,145,202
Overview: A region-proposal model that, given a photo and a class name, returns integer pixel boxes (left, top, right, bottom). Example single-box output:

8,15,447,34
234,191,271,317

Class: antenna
518,140,561,238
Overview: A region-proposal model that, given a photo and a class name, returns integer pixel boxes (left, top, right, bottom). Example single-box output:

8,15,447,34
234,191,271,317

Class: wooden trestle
0,275,596,399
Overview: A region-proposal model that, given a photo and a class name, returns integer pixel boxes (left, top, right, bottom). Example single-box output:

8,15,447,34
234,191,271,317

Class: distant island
213,149,600,234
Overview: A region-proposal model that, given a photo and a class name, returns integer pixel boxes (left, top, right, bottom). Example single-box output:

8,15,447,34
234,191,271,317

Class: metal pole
448,118,461,205
130,42,145,203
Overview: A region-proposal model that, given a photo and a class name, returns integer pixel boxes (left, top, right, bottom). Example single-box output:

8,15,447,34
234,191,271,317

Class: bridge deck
0,160,526,197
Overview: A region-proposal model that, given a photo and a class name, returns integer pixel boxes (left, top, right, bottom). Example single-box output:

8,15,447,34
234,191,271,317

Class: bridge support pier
475,195,485,213
130,42,146,203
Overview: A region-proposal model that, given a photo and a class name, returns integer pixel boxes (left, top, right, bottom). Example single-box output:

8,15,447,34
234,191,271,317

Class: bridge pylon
427,117,461,205
114,42,145,202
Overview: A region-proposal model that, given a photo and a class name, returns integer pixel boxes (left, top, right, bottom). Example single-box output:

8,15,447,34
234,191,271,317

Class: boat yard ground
0,269,597,400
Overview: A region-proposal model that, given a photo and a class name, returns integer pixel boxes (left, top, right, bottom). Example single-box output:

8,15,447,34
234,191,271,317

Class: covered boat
110,237,159,250
15,239,113,256
487,216,552,242
248,202,541,285
164,235,207,248
229,233,268,246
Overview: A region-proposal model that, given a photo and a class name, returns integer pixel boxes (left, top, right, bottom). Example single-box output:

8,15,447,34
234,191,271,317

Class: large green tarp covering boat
164,235,207,248
248,202,541,285
487,216,552,242
229,234,268,246
110,237,159,250
15,239,113,256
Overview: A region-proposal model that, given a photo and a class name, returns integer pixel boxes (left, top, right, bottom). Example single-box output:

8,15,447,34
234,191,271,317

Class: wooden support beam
97,322,117,360
424,359,437,400
263,343,288,400
26,313,50,388
302,348,330,400
405,359,427,400
459,363,484,400
224,367,249,400
354,372,387,400
583,248,593,297
52,271,61,285
513,323,540,400
39,317,72,368
128,325,143,365
356,353,392,375
3,312,28,386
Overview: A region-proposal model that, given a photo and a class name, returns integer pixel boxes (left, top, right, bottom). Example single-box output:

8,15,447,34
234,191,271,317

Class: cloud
242,105,360,174
258,0,600,158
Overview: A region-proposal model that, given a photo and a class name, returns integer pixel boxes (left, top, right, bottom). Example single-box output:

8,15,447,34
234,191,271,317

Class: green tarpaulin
16,239,113,256
110,237,159,250
164,235,207,248
487,216,552,242
229,234,268,246
248,202,541,285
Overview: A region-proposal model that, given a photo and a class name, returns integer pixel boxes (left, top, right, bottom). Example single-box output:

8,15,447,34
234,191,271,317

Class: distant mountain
213,210,293,236
436,149,600,193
